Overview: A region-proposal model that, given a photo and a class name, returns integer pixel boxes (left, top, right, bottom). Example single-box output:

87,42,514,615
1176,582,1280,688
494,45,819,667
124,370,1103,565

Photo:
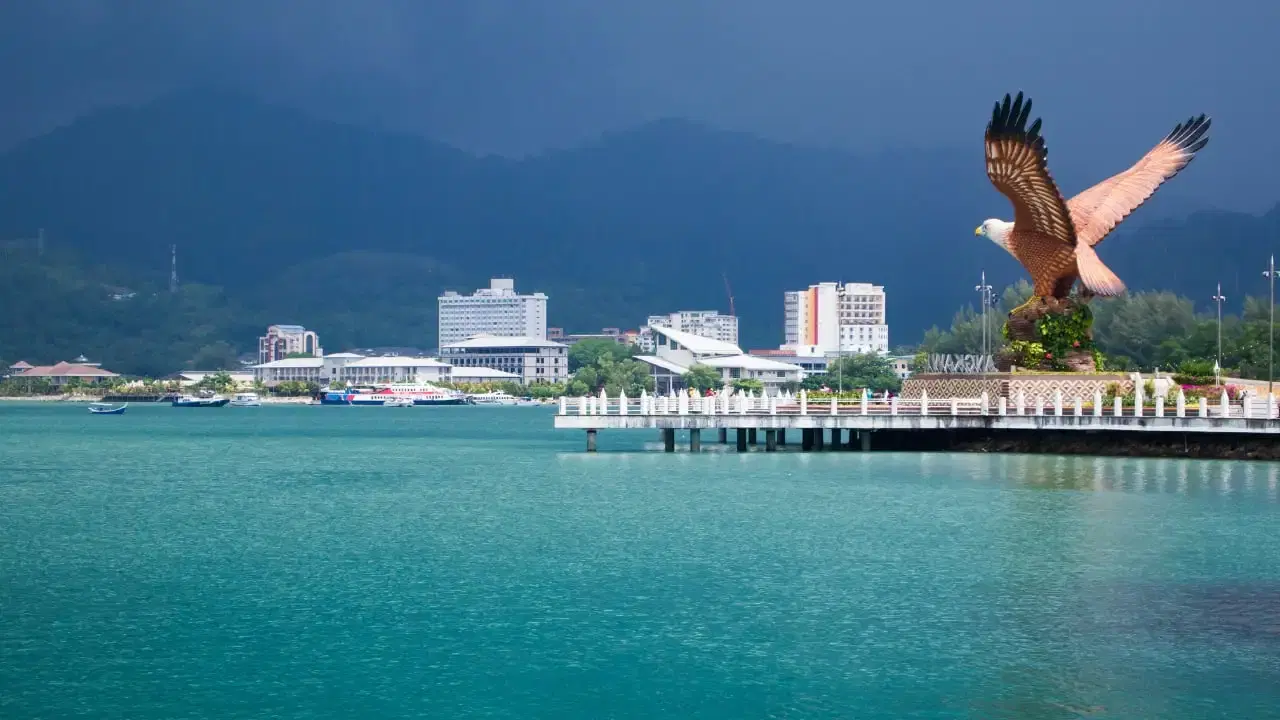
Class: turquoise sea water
1,402,1278,719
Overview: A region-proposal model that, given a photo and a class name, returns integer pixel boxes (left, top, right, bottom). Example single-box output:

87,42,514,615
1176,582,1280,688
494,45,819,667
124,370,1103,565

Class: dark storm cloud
2,0,1277,208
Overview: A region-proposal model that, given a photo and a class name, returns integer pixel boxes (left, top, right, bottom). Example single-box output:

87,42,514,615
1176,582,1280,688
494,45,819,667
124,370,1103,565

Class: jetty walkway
554,389,1280,457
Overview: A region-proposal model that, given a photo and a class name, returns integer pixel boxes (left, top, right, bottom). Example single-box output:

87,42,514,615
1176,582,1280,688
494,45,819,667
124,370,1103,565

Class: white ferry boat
470,391,544,406
321,383,467,406
229,392,262,407
469,390,519,406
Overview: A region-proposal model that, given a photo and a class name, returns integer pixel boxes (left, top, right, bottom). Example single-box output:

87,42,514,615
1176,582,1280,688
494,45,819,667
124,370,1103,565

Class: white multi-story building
639,310,738,351
782,282,888,356
439,335,568,385
258,324,323,364
437,278,548,349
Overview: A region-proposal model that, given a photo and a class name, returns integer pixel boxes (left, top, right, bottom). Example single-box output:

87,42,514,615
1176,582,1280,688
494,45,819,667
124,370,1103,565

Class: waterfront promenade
555,389,1280,458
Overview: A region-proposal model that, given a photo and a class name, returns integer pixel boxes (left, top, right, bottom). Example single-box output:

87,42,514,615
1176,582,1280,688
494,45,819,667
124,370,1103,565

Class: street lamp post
1212,283,1227,386
974,271,994,358
1266,256,1277,397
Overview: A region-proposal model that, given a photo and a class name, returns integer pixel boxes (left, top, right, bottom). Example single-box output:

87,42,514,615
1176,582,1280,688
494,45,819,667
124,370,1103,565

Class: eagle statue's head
975,219,1014,253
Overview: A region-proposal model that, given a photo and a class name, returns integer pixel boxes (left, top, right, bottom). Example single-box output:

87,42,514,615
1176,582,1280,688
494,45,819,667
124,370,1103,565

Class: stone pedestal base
998,296,1097,373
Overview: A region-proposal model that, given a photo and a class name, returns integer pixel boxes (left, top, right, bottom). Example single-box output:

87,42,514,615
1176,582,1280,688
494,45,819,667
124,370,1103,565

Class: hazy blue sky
3,0,1277,210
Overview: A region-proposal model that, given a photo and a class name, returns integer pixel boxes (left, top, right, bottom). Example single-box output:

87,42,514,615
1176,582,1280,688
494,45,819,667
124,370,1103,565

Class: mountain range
1,88,1276,373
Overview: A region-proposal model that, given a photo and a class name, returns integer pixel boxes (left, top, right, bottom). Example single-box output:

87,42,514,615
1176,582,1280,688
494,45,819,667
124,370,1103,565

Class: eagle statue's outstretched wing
984,92,1077,250
984,92,1125,297
1068,115,1211,247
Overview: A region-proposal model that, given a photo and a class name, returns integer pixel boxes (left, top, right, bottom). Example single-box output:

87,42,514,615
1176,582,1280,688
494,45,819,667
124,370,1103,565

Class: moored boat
88,402,128,415
320,383,467,406
229,392,262,407
468,390,519,406
172,392,230,408
383,397,415,407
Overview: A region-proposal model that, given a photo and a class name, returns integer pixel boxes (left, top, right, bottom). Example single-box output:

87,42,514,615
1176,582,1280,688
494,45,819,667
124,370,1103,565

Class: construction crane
722,273,735,317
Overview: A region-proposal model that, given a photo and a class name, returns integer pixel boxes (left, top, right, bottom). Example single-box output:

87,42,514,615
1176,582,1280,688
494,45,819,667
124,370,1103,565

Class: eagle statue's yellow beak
974,226,983,236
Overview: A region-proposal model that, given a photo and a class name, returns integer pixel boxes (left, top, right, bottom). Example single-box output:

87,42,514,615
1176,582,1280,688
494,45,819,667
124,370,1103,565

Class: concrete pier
557,389,1280,460
690,428,701,452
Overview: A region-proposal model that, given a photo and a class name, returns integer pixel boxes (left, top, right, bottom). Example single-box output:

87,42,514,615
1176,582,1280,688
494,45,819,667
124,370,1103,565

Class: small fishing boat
88,402,128,415
383,397,415,408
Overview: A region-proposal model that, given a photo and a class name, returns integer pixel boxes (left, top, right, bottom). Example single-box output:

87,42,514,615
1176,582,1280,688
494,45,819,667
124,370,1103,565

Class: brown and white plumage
975,91,1210,300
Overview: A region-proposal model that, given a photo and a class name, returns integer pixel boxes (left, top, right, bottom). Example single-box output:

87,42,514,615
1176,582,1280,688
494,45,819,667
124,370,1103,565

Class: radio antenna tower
169,244,179,293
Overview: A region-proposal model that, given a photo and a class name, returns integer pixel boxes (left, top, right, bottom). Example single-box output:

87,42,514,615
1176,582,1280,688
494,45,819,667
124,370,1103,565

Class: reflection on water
943,451,1280,501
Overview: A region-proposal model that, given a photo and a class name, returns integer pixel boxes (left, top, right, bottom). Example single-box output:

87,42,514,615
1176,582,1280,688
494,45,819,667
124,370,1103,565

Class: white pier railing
557,388,1277,421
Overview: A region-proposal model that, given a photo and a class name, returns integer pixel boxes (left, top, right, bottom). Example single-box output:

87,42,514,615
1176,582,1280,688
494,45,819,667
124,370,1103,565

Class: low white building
449,366,523,384
337,356,451,385
888,355,914,380
172,370,257,388
252,353,452,387
252,357,325,386
634,325,802,393
439,335,569,385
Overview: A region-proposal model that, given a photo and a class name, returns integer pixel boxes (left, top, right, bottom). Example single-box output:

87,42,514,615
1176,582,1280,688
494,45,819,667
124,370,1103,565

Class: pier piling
663,428,675,453
586,429,598,452
765,429,778,452
690,429,701,452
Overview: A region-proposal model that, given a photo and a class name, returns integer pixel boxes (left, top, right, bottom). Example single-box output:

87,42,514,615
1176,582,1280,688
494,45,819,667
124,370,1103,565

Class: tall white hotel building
782,281,888,356
437,278,548,349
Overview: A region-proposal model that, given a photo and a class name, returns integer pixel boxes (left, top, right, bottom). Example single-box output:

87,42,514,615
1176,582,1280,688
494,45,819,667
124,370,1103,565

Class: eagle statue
976,91,1210,303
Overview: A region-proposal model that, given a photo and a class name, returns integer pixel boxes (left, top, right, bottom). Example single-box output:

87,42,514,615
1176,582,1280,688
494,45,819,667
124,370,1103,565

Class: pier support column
860,431,872,452
690,429,701,453
736,429,748,452
830,429,842,449
586,429,598,453
802,429,814,451
778,429,786,446
765,429,778,452
748,428,758,445
845,431,857,450
663,428,675,453
718,428,728,444
815,429,825,451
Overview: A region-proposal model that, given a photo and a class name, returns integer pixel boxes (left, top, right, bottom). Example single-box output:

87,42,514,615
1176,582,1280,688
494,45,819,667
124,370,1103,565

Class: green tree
196,371,236,392
731,378,764,393
568,338,635,372
810,353,902,392
682,364,723,392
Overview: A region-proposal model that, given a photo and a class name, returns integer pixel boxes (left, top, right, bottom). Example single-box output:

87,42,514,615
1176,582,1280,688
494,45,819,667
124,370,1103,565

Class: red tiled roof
17,361,118,378
8,360,33,369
